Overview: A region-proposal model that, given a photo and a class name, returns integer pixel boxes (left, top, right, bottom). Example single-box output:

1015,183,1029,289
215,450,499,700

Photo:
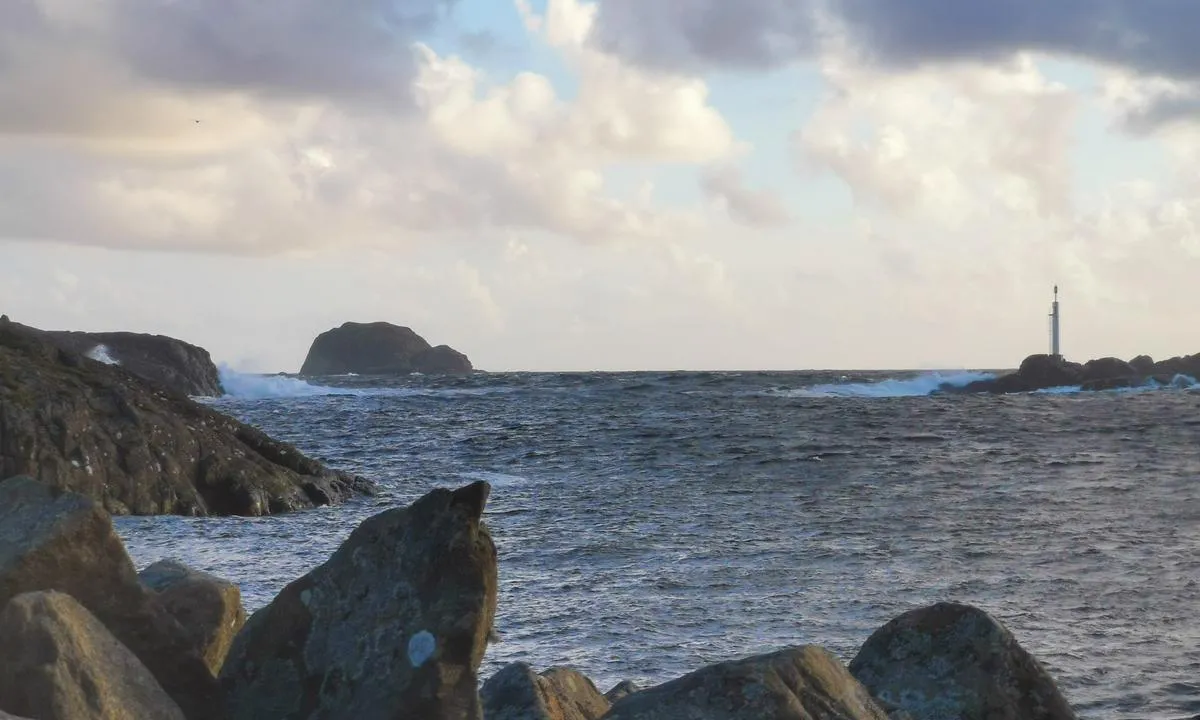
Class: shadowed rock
0,591,186,720
41,329,223,397
139,560,247,676
220,481,499,720
603,645,892,720
849,602,1077,720
482,663,610,720
0,477,222,719
1129,354,1155,375
604,680,641,704
299,321,472,376
0,319,376,516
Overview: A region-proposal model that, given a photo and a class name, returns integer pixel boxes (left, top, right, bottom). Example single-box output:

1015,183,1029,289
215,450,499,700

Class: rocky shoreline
0,475,1081,720
0,317,375,516
942,352,1200,394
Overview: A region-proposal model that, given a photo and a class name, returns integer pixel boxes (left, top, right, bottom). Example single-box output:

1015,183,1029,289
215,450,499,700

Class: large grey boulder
139,559,247,676
220,481,499,720
0,477,223,719
0,591,186,720
481,663,610,720
849,602,1077,720
604,645,892,720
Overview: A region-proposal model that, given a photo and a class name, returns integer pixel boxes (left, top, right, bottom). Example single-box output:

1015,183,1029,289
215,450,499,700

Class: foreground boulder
604,681,641,704
0,591,186,720
220,481,499,719
139,559,247,676
849,602,1076,720
481,663,610,720
0,477,223,719
0,319,375,516
38,327,223,397
299,321,472,376
604,645,892,720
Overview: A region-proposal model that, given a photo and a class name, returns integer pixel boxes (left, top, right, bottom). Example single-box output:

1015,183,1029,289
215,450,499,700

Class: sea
112,369,1200,720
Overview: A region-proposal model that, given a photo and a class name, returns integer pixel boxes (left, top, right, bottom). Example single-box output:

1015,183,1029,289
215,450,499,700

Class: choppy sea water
113,370,1200,719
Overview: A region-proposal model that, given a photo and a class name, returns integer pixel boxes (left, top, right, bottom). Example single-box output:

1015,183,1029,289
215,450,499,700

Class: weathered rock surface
0,591,186,720
603,645,892,720
139,559,247,676
481,663,610,720
299,321,473,376
849,602,1077,720
0,318,376,516
604,680,641,704
1129,354,1156,375
40,328,223,397
0,477,223,719
220,481,499,720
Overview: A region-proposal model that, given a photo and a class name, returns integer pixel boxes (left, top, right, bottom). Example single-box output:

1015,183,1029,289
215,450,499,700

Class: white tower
1049,285,1061,359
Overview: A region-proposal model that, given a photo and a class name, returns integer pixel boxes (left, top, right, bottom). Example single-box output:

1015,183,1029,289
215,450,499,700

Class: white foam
793,371,995,399
85,344,120,366
216,366,364,400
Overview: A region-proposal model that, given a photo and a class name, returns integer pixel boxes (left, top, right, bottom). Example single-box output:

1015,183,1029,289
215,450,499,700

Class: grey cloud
592,0,1200,86
700,167,791,228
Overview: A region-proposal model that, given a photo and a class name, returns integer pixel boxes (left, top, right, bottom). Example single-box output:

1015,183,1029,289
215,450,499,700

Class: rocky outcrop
220,481,499,720
0,591,186,720
0,476,222,719
603,645,893,720
604,681,641,704
952,351,1200,394
481,664,610,720
849,602,1077,720
139,560,247,676
299,321,473,376
0,319,376,516
41,328,224,397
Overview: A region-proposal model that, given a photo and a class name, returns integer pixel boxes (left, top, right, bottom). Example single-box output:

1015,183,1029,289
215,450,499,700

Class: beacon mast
1049,285,1061,359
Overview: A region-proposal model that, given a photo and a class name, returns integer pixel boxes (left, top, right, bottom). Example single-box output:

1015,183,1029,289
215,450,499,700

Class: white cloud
699,166,791,227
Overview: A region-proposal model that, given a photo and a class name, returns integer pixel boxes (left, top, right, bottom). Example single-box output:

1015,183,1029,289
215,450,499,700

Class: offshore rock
603,645,892,720
1129,354,1156,375
220,481,499,720
481,663,610,720
139,559,247,676
299,321,472,376
849,602,1077,720
43,328,223,398
0,591,186,720
0,477,223,719
0,319,375,516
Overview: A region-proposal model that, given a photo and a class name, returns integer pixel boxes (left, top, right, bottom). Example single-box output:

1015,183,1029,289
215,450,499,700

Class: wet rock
604,680,641,704
0,477,224,719
139,559,247,676
1129,354,1155,375
299,321,473,376
481,663,610,720
220,481,499,720
1080,357,1135,383
849,602,1077,720
604,645,892,720
0,319,376,516
0,591,186,720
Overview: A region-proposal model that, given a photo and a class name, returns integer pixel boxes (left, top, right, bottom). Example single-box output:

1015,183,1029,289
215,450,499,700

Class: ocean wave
215,366,365,400
85,344,120,366
791,371,995,399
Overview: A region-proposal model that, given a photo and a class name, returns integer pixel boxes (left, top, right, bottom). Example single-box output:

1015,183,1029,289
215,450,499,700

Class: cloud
0,0,739,255
795,52,1078,226
591,0,1200,125
699,166,791,227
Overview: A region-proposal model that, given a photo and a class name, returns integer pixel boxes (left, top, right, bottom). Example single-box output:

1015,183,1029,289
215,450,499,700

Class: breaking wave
85,344,120,366
216,366,364,400
794,371,995,399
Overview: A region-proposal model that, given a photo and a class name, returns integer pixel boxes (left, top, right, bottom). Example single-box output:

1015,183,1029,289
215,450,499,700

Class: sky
2,0,1199,372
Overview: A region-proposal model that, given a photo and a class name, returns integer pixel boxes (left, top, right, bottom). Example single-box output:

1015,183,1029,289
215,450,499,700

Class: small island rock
299,321,472,376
